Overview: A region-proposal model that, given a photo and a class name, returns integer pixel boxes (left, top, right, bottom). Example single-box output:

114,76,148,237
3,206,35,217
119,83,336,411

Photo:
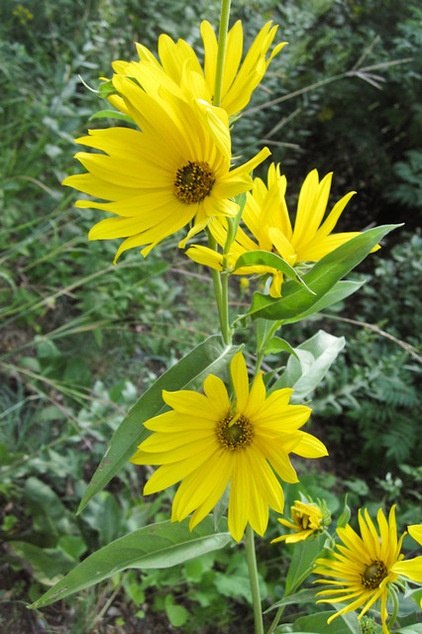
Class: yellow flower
314,506,406,634
186,163,373,296
63,75,269,262
131,351,327,542
391,524,422,605
272,499,327,544
108,21,286,117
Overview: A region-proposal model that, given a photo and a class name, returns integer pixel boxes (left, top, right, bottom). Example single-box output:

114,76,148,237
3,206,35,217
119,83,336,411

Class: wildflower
63,76,269,262
108,21,286,118
391,524,422,606
12,4,34,24
314,506,406,634
131,351,327,542
186,164,373,296
271,499,329,544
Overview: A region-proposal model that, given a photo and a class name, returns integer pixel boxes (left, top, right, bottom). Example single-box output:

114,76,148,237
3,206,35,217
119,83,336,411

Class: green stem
387,585,399,631
267,605,284,634
207,229,231,345
245,524,264,634
214,0,232,107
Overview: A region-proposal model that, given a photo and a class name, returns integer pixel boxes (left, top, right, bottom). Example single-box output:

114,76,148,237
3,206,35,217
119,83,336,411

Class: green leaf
293,610,361,633
280,279,365,325
78,335,239,513
8,542,77,586
247,224,400,321
165,595,189,627
264,336,298,357
271,330,345,402
397,626,422,633
284,534,326,596
29,516,231,608
336,497,351,529
234,250,315,294
265,588,318,612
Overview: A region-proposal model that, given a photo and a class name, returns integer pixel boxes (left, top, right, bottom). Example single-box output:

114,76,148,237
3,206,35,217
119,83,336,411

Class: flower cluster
56,11,422,634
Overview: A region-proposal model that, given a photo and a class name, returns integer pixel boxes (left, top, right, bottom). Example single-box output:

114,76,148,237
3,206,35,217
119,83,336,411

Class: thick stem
245,524,264,634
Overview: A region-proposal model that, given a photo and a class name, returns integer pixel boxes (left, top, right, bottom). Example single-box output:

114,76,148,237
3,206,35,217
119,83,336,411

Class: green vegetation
1,0,421,632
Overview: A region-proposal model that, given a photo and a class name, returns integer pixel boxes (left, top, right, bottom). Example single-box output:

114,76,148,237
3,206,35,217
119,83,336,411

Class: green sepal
90,109,135,124
29,516,231,608
77,335,240,514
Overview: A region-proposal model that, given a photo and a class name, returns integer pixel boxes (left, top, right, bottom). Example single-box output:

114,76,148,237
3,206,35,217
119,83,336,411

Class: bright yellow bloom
272,499,327,544
131,351,327,543
391,524,422,606
314,506,406,634
186,163,372,296
108,21,286,117
63,75,269,262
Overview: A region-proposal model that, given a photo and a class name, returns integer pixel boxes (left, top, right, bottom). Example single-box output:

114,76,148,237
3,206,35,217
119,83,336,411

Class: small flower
272,499,329,544
63,76,269,262
108,21,286,118
12,4,34,24
391,524,422,606
314,506,406,634
131,351,327,542
187,164,375,296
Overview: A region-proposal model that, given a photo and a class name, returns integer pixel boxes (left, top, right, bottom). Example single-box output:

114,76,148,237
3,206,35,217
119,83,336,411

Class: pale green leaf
271,330,345,402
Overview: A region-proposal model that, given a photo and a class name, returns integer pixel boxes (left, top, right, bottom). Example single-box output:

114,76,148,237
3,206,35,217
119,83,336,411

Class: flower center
216,413,254,451
361,559,388,590
174,161,215,204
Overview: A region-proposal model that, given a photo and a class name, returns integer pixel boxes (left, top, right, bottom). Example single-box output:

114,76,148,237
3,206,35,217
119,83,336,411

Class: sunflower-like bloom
108,21,286,118
186,163,372,296
131,351,327,542
391,524,422,606
63,72,269,262
272,499,329,544
314,506,406,634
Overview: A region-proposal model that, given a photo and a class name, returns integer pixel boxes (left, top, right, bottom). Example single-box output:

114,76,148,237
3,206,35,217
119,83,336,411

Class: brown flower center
216,413,254,451
361,559,388,590
174,160,215,204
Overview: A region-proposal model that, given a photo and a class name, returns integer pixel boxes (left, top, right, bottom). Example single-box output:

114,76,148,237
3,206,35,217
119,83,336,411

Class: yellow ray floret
63,78,269,261
131,351,327,543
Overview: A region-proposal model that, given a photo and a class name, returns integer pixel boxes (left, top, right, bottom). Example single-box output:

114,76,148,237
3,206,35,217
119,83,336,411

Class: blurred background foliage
0,0,421,631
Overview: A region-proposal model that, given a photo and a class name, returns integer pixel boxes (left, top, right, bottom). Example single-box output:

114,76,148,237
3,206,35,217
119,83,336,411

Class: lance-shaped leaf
271,330,346,403
234,250,315,294
29,517,231,608
280,279,365,324
247,224,400,321
78,335,240,514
